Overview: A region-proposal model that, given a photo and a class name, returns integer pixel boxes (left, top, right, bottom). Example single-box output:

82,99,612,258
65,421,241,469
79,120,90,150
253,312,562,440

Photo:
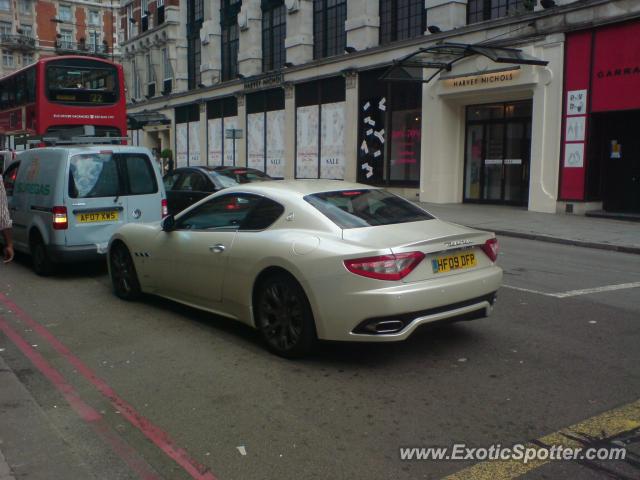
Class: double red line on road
0,292,217,480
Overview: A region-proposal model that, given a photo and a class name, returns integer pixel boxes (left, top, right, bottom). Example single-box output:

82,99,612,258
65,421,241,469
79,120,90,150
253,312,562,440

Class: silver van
3,145,167,275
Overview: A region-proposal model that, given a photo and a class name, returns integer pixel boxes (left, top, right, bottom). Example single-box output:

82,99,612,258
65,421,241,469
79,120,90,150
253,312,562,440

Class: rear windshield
213,169,271,188
304,189,433,229
69,153,157,198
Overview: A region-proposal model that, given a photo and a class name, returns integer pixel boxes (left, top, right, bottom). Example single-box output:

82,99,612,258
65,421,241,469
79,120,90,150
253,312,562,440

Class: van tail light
52,206,68,230
344,252,425,281
161,198,168,217
481,238,499,262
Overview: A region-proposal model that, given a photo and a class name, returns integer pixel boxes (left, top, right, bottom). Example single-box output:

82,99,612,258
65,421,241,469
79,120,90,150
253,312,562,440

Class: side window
122,154,157,195
176,194,262,231
240,197,284,231
176,171,207,192
2,162,19,196
163,172,181,190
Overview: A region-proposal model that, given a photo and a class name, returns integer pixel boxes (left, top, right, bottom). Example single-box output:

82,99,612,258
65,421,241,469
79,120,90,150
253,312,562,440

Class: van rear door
65,151,161,251
118,152,163,225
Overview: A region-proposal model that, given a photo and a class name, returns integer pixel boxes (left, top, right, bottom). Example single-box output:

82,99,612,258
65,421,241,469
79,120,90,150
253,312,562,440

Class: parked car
163,166,272,215
108,180,502,357
3,146,167,275
0,150,14,174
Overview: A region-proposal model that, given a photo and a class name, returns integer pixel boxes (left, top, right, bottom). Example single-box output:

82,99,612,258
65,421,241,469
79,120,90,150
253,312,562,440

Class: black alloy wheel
109,243,142,300
30,233,55,276
255,273,317,358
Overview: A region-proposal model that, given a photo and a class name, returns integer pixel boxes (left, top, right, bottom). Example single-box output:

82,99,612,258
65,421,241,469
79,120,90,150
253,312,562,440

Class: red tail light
344,251,425,281
51,206,68,230
481,238,499,262
161,199,168,217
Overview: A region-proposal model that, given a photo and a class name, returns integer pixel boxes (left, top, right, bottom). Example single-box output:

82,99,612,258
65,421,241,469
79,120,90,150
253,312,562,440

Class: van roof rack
21,134,129,147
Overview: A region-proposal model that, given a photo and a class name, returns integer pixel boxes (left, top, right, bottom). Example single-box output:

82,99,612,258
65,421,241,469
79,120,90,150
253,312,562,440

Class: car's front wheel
109,243,142,300
255,273,317,358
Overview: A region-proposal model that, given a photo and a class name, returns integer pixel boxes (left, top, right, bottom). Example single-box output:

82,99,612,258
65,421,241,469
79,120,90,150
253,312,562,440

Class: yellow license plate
432,251,477,274
76,211,119,223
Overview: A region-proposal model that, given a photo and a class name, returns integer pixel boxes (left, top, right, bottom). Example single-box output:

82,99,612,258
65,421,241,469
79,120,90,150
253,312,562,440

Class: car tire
255,273,317,358
30,233,55,276
109,243,142,301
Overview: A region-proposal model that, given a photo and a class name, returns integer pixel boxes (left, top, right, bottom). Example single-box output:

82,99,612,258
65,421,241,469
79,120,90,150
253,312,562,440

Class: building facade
0,0,118,77
121,0,640,215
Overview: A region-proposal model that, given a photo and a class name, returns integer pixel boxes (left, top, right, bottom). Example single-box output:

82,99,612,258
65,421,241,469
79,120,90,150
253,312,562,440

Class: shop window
357,69,422,186
295,77,346,179
313,0,347,59
261,0,286,72
467,0,534,24
175,104,201,167
379,0,425,45
246,88,285,177
207,96,239,166
221,0,241,81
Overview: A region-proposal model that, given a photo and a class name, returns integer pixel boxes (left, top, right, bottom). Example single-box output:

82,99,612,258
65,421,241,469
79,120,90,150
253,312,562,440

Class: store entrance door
464,101,532,206
592,110,640,213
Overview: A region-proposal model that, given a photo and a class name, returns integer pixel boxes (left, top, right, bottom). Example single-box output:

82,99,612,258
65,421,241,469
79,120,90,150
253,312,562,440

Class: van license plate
77,211,119,223
432,252,476,274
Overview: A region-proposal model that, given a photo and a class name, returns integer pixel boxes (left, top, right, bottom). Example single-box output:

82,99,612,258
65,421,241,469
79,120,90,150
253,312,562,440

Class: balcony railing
55,40,110,57
0,34,36,51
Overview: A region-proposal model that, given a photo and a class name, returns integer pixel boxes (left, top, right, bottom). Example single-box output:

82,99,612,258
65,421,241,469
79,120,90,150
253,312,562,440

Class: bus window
47,64,118,104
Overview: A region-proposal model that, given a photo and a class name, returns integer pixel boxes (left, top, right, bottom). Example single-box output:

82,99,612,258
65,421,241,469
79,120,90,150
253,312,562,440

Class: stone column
343,70,359,182
284,0,313,65
283,82,296,179
235,93,248,167
238,0,262,76
171,3,189,92
424,0,468,33
200,0,221,86
345,0,379,51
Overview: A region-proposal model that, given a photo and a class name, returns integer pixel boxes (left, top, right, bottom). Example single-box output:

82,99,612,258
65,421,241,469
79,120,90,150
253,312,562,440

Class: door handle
209,244,225,253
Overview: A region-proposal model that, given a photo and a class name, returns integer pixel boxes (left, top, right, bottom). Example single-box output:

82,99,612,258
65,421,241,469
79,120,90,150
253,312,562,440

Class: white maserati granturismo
108,180,502,357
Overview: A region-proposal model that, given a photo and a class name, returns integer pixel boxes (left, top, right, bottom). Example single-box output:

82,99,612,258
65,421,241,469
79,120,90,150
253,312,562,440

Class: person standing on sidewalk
0,173,14,263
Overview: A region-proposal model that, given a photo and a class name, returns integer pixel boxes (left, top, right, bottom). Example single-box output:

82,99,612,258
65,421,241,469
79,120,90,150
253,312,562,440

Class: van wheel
30,234,55,276
109,243,142,300
254,273,317,358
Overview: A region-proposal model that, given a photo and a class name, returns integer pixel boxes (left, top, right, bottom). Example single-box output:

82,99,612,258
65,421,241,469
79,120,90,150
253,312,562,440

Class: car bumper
47,243,107,263
313,265,503,342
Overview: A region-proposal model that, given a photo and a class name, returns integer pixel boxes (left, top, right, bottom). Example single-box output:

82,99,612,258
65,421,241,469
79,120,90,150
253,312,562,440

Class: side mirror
161,214,175,232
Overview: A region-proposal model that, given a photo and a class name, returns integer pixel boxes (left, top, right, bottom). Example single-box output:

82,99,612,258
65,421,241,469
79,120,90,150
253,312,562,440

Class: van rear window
69,153,157,198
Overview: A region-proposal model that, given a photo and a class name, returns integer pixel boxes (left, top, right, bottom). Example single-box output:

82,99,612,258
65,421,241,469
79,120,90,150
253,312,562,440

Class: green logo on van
16,182,51,196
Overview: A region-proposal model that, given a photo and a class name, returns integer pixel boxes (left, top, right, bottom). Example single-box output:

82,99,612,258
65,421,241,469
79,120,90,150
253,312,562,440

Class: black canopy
380,42,548,83
127,112,171,129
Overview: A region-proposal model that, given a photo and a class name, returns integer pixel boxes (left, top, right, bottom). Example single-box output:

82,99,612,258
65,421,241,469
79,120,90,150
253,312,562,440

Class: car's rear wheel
255,273,317,358
109,243,142,300
30,232,54,276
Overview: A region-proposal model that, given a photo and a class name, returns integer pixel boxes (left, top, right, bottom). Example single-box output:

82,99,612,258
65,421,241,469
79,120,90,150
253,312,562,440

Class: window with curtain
379,0,424,45
187,0,204,89
261,0,286,72
467,0,534,24
313,0,347,59
221,0,241,81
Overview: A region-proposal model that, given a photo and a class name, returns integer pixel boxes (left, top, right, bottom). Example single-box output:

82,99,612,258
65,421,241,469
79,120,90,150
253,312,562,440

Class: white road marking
552,281,640,298
503,281,640,298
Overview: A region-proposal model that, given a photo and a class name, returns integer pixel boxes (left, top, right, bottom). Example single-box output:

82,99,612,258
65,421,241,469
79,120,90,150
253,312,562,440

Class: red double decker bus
0,55,126,147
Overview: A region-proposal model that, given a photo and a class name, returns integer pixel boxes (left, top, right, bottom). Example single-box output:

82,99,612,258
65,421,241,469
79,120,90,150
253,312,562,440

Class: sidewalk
419,202,640,254
0,355,94,480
